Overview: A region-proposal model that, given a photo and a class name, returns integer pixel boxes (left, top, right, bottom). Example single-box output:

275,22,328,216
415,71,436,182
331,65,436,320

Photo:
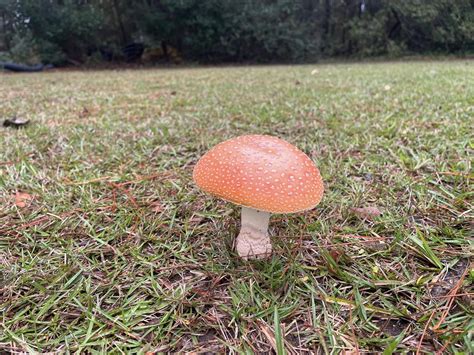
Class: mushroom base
235,207,271,260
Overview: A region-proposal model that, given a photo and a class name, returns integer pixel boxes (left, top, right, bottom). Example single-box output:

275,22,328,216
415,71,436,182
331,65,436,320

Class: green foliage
6,31,40,65
218,0,320,62
389,0,474,53
0,0,473,64
1,0,73,65
133,0,320,62
11,0,105,63
347,14,390,57
34,40,67,65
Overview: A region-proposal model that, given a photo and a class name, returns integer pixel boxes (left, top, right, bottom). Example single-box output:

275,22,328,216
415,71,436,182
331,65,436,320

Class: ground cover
1,61,472,353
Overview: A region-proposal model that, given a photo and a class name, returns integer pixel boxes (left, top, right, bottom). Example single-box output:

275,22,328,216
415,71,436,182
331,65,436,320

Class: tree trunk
112,0,128,45
321,0,331,54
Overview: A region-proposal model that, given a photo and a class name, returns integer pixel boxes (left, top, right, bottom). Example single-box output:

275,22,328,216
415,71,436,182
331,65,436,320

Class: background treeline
0,0,473,65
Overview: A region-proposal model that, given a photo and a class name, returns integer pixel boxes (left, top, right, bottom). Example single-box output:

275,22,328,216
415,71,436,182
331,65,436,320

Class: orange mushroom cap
193,135,324,213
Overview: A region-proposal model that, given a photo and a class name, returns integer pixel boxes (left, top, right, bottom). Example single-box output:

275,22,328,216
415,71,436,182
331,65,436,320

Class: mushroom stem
236,207,272,260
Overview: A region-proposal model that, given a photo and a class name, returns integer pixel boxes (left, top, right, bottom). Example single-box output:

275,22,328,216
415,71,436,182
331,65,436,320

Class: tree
1,0,472,64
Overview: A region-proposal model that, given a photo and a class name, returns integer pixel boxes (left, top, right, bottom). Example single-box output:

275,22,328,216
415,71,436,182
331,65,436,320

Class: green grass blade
274,306,286,355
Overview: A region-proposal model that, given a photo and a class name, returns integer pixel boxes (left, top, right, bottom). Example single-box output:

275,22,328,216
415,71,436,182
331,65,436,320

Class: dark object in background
100,47,114,61
87,46,114,61
1,62,54,73
3,117,30,128
122,43,145,62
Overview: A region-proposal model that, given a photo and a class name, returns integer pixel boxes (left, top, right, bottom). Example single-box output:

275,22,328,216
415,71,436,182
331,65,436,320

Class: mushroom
193,135,324,260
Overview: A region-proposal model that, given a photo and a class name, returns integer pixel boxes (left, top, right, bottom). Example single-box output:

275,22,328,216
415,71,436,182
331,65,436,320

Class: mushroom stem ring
236,207,271,259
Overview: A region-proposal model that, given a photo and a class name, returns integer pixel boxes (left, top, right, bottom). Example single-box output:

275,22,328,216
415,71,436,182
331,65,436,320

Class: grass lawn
1,61,473,353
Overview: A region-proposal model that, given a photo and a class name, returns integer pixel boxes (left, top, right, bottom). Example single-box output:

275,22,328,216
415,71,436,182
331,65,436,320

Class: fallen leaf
189,215,204,225
329,248,344,262
149,201,164,213
148,92,162,99
350,206,382,219
78,107,90,118
311,69,319,75
14,192,33,208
